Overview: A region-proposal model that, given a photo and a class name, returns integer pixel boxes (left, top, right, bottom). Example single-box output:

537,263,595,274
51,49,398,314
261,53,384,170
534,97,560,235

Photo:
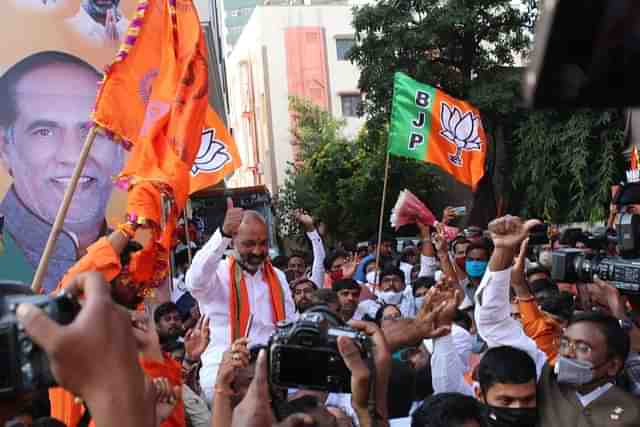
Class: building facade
225,4,365,192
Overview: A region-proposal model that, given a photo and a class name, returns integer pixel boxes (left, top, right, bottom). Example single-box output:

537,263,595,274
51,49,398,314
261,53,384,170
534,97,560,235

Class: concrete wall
226,5,365,193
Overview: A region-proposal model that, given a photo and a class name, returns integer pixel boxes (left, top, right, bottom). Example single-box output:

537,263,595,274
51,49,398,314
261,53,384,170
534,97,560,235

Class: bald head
241,210,267,227
234,210,269,273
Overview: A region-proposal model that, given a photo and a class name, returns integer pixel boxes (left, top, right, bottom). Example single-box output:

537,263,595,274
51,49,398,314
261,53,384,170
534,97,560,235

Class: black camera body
0,292,80,399
268,307,372,393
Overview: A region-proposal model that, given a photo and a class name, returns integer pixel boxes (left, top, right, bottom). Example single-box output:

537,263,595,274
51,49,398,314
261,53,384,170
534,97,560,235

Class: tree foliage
278,97,441,242
349,0,535,126
348,0,626,223
512,110,626,223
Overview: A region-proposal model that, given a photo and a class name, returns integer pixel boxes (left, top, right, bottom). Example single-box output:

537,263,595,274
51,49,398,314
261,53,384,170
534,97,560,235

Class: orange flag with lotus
388,72,487,190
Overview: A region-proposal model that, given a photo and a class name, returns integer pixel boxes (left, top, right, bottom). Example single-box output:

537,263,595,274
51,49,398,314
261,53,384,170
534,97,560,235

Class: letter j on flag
388,72,487,190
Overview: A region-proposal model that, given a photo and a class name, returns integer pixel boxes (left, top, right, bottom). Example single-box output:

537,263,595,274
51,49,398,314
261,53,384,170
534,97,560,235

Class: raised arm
185,198,240,298
427,285,473,396
474,216,547,377
295,210,326,288
417,222,438,278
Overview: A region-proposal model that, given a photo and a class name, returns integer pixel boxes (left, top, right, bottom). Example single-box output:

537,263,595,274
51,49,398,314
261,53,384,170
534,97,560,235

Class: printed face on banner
0,0,136,290
0,55,124,232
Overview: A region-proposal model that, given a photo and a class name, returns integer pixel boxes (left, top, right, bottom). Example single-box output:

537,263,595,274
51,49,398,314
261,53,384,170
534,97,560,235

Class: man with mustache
0,51,124,293
66,0,129,46
185,198,296,402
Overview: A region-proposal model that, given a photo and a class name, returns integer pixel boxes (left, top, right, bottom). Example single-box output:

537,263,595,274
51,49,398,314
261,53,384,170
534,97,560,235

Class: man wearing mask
185,199,296,402
475,215,640,426
462,241,491,303
374,267,415,317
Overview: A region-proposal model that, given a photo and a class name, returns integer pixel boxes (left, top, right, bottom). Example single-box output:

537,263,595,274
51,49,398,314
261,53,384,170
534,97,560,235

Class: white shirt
418,255,438,278
430,333,474,396
399,261,414,286
474,268,548,378
307,230,326,288
185,229,296,401
66,6,129,47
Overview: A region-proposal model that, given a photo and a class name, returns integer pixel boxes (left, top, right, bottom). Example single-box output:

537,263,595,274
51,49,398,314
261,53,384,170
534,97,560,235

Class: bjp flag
388,72,487,190
93,0,211,283
189,108,242,194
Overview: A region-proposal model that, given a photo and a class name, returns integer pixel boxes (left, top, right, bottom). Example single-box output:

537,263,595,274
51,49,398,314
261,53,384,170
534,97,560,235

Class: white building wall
226,5,365,192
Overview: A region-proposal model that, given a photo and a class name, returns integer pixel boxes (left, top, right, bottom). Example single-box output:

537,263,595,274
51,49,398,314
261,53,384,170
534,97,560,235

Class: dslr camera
551,183,640,295
268,306,372,393
0,283,80,399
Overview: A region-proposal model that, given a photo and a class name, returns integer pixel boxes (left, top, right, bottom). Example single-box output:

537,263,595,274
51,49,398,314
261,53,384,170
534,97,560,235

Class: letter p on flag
387,72,487,190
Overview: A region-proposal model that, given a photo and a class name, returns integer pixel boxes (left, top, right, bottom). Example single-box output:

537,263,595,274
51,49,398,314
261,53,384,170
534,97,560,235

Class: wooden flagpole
31,126,100,293
183,209,193,265
374,152,391,279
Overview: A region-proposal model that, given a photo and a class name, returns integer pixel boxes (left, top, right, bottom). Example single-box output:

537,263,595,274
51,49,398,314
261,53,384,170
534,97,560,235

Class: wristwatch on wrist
619,318,634,332
220,228,233,239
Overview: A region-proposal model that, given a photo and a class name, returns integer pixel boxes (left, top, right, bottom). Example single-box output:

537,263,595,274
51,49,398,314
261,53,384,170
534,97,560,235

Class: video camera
268,305,372,393
551,183,640,295
0,282,80,399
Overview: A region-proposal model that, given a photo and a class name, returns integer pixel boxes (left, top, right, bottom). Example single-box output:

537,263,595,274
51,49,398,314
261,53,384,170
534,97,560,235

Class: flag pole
31,126,100,293
375,152,391,277
183,209,193,265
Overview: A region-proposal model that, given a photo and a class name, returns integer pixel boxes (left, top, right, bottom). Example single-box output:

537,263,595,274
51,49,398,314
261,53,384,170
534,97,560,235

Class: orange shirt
50,353,185,427
518,298,562,365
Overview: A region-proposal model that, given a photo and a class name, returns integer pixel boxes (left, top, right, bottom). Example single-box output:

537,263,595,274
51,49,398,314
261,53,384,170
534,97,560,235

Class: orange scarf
228,257,286,341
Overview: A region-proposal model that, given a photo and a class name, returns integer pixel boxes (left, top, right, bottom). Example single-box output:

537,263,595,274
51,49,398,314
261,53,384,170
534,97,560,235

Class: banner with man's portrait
0,0,138,292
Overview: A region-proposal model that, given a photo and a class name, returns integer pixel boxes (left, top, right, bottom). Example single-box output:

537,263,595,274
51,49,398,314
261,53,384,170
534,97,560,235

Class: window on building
336,38,355,61
340,94,362,117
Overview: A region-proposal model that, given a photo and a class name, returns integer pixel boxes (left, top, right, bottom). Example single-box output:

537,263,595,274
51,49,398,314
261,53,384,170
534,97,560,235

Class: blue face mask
466,260,488,279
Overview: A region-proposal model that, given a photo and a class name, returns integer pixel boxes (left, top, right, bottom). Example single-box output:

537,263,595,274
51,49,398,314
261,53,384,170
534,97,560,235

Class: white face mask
414,296,425,311
377,290,403,305
366,270,379,285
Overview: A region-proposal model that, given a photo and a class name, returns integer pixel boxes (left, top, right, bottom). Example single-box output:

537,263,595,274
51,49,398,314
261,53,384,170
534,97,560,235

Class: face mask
329,270,343,281
555,356,600,386
366,270,379,285
483,405,538,427
377,290,403,305
414,296,425,311
466,260,488,279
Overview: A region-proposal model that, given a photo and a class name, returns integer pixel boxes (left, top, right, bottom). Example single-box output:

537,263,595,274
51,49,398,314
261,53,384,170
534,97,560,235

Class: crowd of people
4,198,640,427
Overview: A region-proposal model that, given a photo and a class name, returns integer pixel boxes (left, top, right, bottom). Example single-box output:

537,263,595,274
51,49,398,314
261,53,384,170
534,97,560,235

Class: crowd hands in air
5,196,640,427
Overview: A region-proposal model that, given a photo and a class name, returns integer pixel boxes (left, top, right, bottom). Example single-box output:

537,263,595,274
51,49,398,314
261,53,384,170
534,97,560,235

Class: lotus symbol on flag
439,102,482,167
191,129,231,176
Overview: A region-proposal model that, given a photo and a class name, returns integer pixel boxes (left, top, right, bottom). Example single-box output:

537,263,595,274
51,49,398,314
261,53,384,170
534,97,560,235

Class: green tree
278,97,442,242
348,0,626,223
349,0,534,125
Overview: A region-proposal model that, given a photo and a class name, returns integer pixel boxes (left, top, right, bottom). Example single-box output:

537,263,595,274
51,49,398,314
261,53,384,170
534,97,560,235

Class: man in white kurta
186,202,295,401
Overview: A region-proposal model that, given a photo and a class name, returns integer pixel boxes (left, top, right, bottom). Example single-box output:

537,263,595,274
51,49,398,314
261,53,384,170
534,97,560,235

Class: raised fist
488,215,540,250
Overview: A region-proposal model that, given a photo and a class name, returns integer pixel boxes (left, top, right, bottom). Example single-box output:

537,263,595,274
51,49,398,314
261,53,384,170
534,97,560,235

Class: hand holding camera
14,272,154,426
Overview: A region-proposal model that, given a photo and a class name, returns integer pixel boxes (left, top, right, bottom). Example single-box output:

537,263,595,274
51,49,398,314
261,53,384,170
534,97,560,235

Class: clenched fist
488,215,541,250
223,198,244,237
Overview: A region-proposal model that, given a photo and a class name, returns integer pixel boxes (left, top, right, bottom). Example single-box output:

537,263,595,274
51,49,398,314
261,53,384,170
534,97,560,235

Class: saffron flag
93,0,212,285
388,72,487,190
632,144,639,171
92,0,240,195
189,108,242,194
